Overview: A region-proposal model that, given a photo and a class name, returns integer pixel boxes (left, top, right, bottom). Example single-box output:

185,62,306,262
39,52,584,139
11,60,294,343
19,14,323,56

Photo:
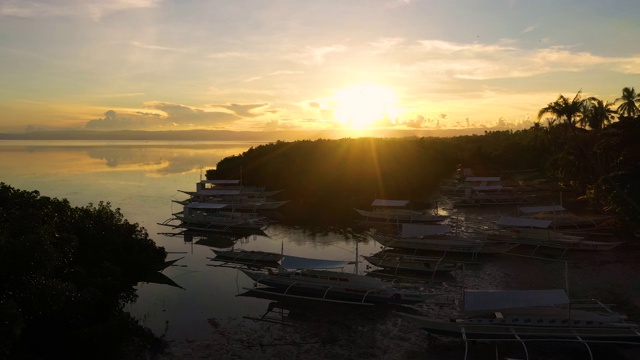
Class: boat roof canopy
518,205,566,214
200,179,241,185
195,189,242,196
463,289,570,313
401,223,451,238
185,202,229,209
371,199,410,207
497,216,552,228
281,255,350,270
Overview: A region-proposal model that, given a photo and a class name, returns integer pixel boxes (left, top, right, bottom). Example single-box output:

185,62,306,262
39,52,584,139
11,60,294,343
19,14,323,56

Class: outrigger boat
452,184,537,207
362,252,459,274
354,199,448,224
240,255,443,306
398,289,640,360
210,249,283,267
177,179,289,210
486,216,624,257
370,224,518,258
158,202,271,233
516,205,616,230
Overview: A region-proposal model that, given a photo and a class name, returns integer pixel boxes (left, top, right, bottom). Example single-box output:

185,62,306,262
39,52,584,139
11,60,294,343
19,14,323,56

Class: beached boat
362,253,459,274
354,199,447,223
240,255,443,305
398,289,640,359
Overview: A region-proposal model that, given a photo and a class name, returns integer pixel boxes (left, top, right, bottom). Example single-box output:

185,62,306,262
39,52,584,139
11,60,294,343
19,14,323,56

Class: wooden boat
398,289,640,359
211,249,283,265
180,179,283,198
354,199,448,223
177,179,289,210
441,176,502,195
372,234,517,254
362,253,459,274
159,202,271,232
370,224,518,255
486,216,624,255
240,255,443,306
452,185,537,207
517,205,616,230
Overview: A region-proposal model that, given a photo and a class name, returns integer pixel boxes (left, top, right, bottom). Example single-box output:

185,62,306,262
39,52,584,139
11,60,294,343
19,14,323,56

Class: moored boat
354,199,447,223
211,248,283,265
159,202,271,232
370,224,518,255
178,179,289,211
398,289,640,358
362,253,459,274
517,205,616,230
486,216,624,253
240,255,443,305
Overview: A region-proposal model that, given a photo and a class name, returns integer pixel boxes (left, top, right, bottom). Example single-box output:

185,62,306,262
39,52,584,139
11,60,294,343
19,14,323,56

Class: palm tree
615,87,640,118
581,97,616,130
537,90,584,127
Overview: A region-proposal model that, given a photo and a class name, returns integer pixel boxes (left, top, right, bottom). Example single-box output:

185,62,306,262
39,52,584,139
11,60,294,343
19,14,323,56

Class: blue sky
1,0,639,134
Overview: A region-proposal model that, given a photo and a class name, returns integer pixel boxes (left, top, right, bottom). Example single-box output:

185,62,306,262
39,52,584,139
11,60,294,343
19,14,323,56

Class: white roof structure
497,216,552,229
200,179,241,185
401,224,451,238
518,205,566,214
371,199,410,207
281,255,350,270
193,189,242,196
463,289,570,313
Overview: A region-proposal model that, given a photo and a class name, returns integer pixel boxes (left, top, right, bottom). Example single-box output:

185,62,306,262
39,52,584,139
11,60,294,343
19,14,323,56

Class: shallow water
3,141,639,359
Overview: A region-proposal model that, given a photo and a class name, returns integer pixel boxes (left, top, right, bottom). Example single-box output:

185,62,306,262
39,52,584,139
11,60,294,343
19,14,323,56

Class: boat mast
354,239,359,275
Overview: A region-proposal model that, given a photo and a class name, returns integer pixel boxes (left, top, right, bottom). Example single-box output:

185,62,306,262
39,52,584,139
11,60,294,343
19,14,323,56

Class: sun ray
334,84,398,130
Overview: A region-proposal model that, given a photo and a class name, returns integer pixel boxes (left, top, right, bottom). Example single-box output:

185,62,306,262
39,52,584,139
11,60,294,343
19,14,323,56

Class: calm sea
0,140,385,339
3,140,639,359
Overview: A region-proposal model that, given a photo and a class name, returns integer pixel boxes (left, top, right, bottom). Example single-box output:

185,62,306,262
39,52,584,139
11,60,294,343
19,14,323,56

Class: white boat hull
240,268,441,305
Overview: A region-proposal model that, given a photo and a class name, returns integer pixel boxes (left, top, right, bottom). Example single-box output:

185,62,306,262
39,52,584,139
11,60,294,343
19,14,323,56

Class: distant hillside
0,128,504,141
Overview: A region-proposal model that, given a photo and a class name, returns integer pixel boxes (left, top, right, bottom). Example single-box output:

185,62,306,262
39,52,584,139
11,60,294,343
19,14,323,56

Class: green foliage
0,183,167,359
208,114,640,225
208,134,551,224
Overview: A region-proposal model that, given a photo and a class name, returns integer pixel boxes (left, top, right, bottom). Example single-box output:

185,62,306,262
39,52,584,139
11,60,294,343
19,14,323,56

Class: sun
334,84,398,129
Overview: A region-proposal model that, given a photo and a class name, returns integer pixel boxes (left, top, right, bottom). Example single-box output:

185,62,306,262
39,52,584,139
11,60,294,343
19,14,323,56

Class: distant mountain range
0,128,503,141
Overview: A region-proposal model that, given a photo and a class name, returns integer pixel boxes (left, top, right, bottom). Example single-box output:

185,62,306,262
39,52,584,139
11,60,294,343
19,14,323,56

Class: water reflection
0,140,265,237
4,141,640,359
1,140,260,176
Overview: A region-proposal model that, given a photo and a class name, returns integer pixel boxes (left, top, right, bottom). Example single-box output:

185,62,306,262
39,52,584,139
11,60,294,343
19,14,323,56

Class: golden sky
1,0,639,135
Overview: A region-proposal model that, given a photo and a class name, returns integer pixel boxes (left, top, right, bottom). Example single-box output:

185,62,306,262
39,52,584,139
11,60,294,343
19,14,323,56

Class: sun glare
334,84,398,129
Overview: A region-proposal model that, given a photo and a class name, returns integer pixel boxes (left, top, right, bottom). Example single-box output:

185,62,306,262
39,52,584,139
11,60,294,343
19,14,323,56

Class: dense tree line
0,184,168,359
207,134,551,225
209,87,640,227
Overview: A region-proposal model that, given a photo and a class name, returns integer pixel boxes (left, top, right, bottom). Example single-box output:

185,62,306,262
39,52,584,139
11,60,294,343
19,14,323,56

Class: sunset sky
1,0,639,135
